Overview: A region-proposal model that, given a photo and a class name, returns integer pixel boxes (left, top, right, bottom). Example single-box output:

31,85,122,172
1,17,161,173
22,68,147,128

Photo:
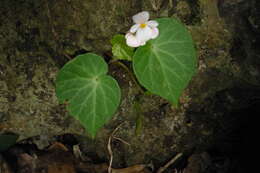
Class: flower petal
125,33,141,47
150,27,159,39
136,26,153,43
130,24,140,33
140,41,146,46
132,11,149,24
147,20,158,28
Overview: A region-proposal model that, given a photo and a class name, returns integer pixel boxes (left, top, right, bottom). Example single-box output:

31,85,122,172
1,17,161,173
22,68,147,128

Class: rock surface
1,0,259,169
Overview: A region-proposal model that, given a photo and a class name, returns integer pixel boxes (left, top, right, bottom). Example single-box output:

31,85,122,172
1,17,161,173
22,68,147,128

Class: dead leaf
76,162,108,173
48,163,76,173
38,142,76,173
112,164,151,173
76,163,151,173
0,155,13,173
47,142,69,152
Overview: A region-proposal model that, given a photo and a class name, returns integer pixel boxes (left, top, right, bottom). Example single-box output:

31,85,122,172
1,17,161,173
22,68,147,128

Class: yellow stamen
140,23,147,28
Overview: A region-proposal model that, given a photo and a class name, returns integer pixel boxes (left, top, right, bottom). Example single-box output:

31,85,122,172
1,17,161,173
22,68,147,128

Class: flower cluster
125,11,159,47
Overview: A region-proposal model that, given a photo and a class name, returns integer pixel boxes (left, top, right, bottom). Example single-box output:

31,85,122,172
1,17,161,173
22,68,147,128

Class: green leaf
56,53,121,137
0,133,19,152
133,18,197,106
111,34,134,61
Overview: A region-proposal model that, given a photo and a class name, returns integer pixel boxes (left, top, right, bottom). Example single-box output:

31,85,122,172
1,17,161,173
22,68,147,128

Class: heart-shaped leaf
133,18,197,106
111,34,134,61
56,53,121,137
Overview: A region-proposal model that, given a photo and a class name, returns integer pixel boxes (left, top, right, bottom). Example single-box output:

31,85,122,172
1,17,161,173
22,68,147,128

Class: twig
63,53,73,60
156,153,183,173
107,123,126,173
107,135,113,173
113,137,130,146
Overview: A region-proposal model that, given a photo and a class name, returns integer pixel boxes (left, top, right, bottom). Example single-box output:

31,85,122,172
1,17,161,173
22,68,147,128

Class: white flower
125,11,159,47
